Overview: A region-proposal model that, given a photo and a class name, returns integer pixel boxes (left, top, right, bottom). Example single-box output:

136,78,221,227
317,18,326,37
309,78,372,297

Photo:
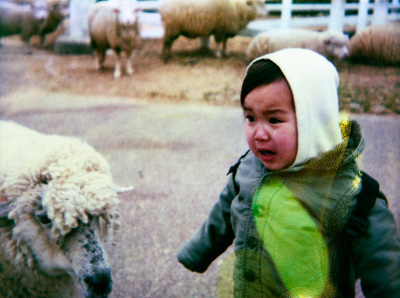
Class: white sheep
0,0,49,53
88,0,142,79
159,0,266,62
0,121,133,298
349,24,400,66
245,28,350,62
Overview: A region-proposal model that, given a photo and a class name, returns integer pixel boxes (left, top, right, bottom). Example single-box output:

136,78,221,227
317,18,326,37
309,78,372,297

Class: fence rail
137,1,400,13
265,2,400,12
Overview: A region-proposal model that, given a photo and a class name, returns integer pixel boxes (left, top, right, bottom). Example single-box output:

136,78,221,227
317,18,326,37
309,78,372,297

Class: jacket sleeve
177,174,237,273
351,196,400,297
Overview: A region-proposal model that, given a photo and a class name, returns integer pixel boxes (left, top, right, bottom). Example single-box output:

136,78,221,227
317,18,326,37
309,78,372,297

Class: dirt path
1,35,399,114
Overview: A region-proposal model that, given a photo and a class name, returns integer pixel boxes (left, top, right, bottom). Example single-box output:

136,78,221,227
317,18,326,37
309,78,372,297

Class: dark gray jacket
178,121,400,298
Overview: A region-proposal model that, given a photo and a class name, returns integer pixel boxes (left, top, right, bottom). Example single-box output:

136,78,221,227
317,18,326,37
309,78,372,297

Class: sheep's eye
35,210,52,226
37,214,51,225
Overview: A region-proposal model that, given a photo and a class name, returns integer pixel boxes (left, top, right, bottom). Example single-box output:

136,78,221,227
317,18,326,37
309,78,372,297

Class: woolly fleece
0,121,120,241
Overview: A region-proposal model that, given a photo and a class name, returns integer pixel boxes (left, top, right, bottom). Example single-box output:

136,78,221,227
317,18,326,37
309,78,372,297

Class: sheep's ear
0,201,14,227
112,185,134,194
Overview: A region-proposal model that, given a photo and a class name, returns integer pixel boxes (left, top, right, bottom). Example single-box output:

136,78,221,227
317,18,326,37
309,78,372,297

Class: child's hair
240,59,286,107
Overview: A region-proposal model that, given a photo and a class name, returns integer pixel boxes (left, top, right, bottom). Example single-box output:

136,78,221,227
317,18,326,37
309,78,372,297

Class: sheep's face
113,4,140,27
323,34,349,60
33,211,114,298
4,192,73,276
245,0,267,19
5,195,114,298
31,0,49,26
2,175,123,298
61,215,113,298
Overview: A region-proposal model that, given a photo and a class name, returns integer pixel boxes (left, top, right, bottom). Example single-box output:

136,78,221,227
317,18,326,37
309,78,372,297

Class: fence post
281,0,292,29
329,0,345,32
54,0,96,54
69,0,95,38
357,0,369,32
372,0,389,25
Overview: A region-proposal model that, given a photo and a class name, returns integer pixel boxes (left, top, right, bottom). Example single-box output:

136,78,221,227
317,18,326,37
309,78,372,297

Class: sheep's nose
84,270,112,297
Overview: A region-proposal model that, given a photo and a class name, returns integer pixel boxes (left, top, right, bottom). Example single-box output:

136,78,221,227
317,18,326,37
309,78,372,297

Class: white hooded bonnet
246,48,343,167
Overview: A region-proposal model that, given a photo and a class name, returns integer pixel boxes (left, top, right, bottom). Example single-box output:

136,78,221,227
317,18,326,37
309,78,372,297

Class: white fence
266,0,400,32
137,0,400,38
137,0,400,34
265,1,400,12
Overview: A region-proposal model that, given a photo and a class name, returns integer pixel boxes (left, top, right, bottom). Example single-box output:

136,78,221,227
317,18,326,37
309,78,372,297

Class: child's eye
269,118,282,124
245,115,255,123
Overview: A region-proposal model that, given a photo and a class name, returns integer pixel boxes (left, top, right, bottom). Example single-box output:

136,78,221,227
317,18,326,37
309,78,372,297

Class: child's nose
254,125,270,141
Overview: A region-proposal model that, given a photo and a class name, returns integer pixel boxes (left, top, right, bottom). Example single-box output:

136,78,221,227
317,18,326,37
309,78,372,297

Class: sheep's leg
39,34,46,46
125,50,134,76
214,34,225,59
20,30,33,54
113,48,122,78
24,42,33,55
162,34,178,63
200,36,210,50
22,38,33,55
95,49,106,70
222,38,228,57
214,41,223,59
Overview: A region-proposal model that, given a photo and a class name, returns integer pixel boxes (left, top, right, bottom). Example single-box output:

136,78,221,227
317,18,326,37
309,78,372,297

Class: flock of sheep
87,0,268,77
88,0,399,77
0,0,399,298
1,0,399,78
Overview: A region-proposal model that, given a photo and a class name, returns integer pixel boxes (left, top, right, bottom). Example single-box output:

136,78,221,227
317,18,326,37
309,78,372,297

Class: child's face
243,79,298,170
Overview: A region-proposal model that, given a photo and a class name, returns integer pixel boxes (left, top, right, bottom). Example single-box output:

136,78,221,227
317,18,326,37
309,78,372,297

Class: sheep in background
0,0,49,53
159,0,266,62
0,121,133,298
38,0,69,46
246,28,349,62
349,24,400,66
88,0,142,79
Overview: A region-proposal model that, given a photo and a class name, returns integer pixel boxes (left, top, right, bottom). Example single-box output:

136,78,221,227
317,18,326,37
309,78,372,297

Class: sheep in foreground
88,0,142,79
349,24,400,66
0,121,133,298
0,0,49,53
159,0,266,62
246,28,349,62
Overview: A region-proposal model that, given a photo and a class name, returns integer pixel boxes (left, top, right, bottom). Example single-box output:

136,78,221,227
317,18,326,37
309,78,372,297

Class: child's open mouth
259,150,277,162
260,150,275,156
